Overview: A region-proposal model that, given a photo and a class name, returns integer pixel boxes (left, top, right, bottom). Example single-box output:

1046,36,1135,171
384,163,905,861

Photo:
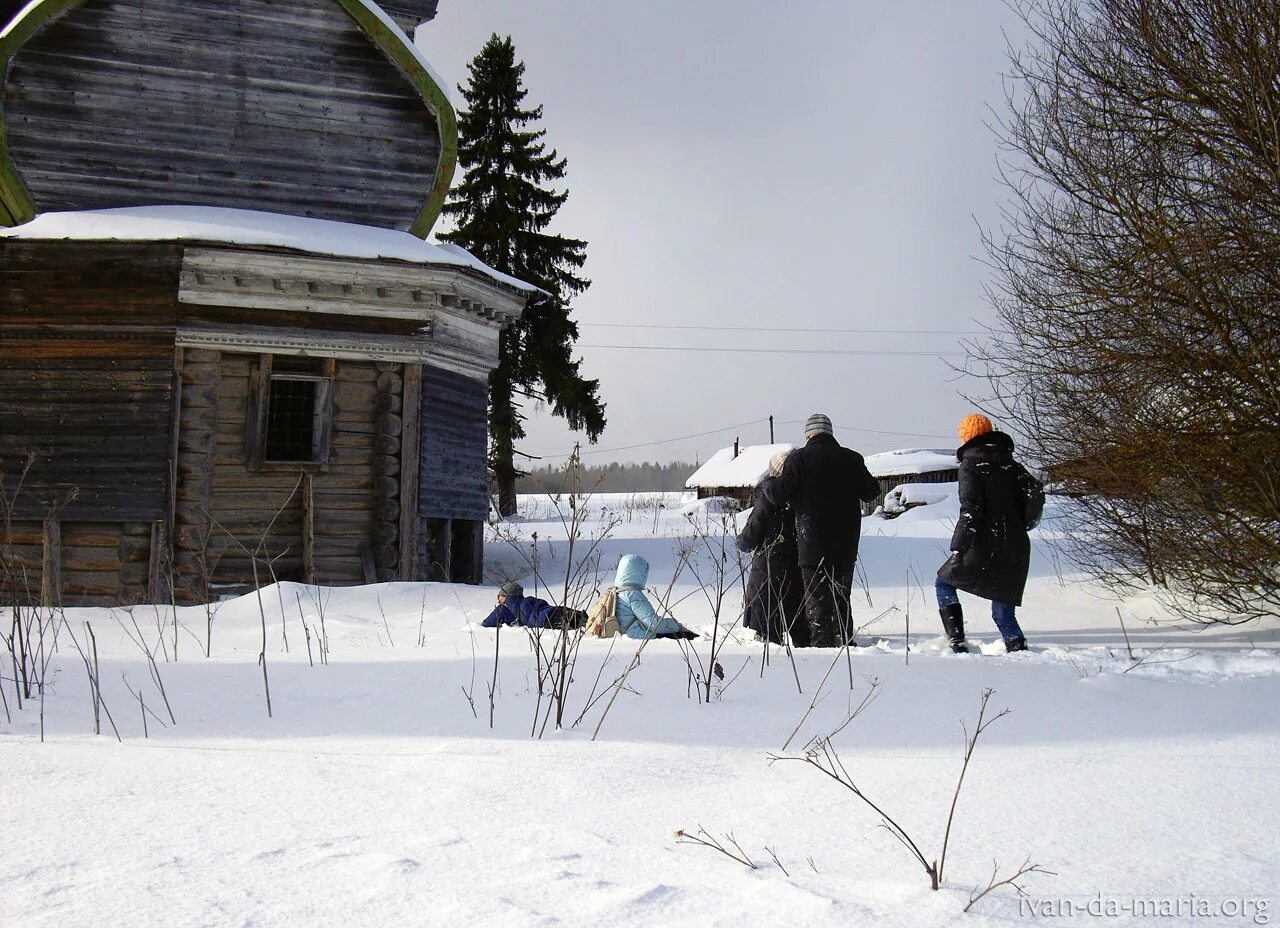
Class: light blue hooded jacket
614,554,683,640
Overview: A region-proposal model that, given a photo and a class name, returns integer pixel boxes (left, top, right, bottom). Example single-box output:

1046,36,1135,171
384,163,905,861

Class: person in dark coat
762,414,882,647
935,413,1043,653
737,450,808,647
482,581,585,629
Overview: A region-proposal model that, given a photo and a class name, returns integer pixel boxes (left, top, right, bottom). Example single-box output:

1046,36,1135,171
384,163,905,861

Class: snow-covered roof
0,206,537,293
685,443,793,489
863,448,958,478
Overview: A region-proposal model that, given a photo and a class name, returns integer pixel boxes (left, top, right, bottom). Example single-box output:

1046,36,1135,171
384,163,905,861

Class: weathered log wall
0,242,178,522
180,352,392,594
0,520,160,604
3,0,441,230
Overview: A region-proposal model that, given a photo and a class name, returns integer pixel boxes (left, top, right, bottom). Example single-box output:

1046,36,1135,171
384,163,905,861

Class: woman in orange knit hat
935,413,1044,653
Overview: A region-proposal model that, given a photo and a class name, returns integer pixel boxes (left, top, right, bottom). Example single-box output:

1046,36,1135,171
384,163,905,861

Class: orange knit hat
957,413,994,444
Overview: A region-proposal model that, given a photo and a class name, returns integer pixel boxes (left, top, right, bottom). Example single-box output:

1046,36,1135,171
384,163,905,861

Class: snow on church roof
0,206,537,293
863,448,958,478
685,443,794,489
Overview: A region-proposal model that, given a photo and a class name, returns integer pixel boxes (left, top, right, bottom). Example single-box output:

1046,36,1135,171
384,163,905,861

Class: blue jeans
935,578,1024,641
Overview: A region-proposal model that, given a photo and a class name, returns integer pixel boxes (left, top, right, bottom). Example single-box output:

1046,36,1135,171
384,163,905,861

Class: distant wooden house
0,0,527,604
685,443,793,507
862,448,959,514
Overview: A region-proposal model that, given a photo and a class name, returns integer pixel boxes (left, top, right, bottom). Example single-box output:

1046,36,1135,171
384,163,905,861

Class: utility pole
769,415,774,443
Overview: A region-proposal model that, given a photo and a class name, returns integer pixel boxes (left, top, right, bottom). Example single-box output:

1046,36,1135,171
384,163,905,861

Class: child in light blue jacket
613,554,697,640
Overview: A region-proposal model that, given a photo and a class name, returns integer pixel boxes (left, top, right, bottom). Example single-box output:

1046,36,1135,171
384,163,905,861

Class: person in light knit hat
935,413,1045,654
737,448,807,646
762,414,881,647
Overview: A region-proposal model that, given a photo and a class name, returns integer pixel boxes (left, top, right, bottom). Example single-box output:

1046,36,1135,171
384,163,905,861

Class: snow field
1,491,1277,927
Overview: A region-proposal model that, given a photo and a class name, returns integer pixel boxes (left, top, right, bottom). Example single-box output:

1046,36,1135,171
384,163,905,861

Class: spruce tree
442,34,605,516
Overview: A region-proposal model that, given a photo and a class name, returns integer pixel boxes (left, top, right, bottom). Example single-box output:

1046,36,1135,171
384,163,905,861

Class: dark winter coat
762,433,881,570
482,592,556,628
737,477,806,646
936,431,1039,607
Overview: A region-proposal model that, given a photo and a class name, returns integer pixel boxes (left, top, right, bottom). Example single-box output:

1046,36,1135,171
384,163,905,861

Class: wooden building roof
0,0,455,235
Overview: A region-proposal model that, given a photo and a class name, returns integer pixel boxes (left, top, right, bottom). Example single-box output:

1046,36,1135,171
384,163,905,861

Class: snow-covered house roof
863,448,958,478
0,206,537,293
685,443,794,490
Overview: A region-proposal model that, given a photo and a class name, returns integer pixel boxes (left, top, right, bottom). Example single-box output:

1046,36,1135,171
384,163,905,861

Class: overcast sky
415,1,1025,466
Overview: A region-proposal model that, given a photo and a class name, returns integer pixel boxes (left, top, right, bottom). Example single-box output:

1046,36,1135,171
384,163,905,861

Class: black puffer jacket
737,477,806,645
936,431,1039,607
762,434,881,570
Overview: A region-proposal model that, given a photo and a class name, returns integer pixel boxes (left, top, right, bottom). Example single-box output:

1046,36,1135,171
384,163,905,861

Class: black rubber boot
1004,636,1028,652
939,603,969,653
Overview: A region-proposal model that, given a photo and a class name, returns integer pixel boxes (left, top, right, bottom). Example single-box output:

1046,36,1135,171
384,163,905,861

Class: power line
776,419,954,441
579,344,965,358
581,322,987,336
567,418,769,457
531,417,953,460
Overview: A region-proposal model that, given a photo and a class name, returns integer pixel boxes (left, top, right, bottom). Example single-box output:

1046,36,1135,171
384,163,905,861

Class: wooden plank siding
3,0,441,231
0,242,180,524
417,364,488,522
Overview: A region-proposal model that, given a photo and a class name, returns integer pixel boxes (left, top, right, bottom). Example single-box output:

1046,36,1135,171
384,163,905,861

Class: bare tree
979,0,1280,622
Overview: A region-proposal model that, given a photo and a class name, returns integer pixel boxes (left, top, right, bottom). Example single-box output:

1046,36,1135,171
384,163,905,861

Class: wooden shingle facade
1,1,526,604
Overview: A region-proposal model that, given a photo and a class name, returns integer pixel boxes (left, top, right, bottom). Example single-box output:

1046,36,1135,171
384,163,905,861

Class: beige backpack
585,587,621,638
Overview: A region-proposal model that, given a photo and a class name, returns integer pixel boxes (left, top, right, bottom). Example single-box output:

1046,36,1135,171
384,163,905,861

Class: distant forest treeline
514,460,696,494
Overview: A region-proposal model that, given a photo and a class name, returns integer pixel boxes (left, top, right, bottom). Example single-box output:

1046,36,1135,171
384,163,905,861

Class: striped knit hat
957,413,994,444
768,449,790,477
804,413,833,439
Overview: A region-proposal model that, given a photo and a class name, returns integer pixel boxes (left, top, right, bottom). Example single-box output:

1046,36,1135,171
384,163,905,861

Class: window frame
245,354,335,472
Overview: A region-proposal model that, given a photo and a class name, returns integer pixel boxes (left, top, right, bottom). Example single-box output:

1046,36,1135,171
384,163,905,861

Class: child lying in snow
481,581,586,629
613,554,697,640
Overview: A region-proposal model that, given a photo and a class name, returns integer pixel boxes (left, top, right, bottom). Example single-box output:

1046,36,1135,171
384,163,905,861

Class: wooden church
0,0,528,604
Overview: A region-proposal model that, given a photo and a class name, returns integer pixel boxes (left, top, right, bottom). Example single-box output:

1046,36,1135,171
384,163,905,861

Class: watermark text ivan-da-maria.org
1020,894,1271,924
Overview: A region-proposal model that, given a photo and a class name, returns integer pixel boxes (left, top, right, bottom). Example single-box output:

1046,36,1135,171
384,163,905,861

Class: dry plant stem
210,511,285,716
417,586,428,647
765,845,790,877
488,620,500,729
773,738,935,886
781,609,892,751
120,673,169,736
119,611,176,724
1116,606,1136,661
772,687,1012,892
937,688,1010,886
295,591,314,667
270,568,289,654
86,622,100,734
1120,640,1174,674
376,592,395,647
816,676,882,747
590,634,656,741
66,621,121,742
250,559,273,718
0,664,10,723
965,857,1056,913
905,568,911,665
682,513,747,704
675,827,756,869
461,630,478,719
